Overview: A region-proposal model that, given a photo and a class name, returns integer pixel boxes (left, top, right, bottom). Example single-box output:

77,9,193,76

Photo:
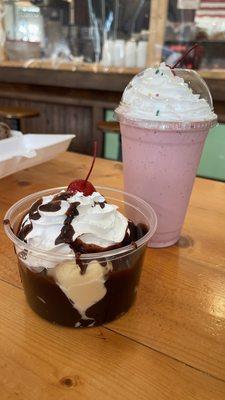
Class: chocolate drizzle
39,200,61,212
55,224,75,245
55,201,80,245
94,201,106,209
17,194,84,272
18,223,33,241
65,202,80,224
17,190,149,276
75,252,88,275
18,198,43,240
18,194,68,241
29,199,42,220
127,221,148,242
53,192,72,201
54,200,91,274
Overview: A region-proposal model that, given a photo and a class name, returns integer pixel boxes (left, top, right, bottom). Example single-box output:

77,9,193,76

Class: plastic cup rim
115,109,218,131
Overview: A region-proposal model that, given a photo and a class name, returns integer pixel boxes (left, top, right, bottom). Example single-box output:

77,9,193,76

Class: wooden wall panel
0,97,93,154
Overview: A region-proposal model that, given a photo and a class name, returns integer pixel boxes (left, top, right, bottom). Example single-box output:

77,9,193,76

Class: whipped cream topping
116,63,216,122
20,190,128,256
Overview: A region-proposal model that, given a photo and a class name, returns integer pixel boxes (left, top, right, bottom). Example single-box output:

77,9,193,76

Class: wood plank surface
1,152,225,398
1,279,225,400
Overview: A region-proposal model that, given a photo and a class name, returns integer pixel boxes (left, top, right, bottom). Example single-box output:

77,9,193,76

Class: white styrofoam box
0,133,75,179
0,130,36,161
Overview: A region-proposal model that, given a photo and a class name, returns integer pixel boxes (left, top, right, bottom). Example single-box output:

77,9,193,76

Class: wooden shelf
0,61,225,82
0,60,140,75
198,69,225,80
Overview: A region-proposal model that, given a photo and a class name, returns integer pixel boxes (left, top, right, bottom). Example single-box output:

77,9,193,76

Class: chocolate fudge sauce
18,199,42,241
18,223,147,327
17,191,149,327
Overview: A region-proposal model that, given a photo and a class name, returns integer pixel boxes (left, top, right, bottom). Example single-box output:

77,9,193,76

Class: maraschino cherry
67,141,97,196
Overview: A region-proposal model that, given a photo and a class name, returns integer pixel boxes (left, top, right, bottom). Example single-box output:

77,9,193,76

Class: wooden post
147,0,169,66
0,1,5,62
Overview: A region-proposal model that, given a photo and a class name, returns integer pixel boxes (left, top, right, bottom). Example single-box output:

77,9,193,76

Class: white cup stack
113,39,125,67
101,39,147,69
101,39,114,67
136,41,148,68
125,40,137,68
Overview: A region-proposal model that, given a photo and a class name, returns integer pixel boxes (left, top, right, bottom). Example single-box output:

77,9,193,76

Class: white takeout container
0,131,75,179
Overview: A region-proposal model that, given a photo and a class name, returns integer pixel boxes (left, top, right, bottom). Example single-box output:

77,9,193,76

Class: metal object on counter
0,123,11,140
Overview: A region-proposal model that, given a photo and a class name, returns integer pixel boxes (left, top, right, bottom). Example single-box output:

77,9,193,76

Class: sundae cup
115,63,217,247
4,181,157,327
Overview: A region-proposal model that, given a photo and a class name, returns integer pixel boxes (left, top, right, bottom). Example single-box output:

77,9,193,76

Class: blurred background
0,0,225,180
3,0,225,68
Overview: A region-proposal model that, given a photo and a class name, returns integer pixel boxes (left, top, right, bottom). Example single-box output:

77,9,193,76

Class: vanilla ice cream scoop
50,260,113,321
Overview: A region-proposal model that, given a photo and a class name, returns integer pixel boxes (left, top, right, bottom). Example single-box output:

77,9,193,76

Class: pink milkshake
116,64,217,247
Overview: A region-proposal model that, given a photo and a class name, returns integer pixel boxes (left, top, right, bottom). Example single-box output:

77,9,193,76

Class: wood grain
1,152,225,397
0,97,93,154
0,64,225,101
0,82,121,156
147,0,168,66
1,279,225,400
97,121,120,133
108,249,225,380
1,60,225,80
0,106,39,119
0,66,132,92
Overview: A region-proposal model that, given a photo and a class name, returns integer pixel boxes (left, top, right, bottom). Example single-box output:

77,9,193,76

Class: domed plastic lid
115,65,217,131
174,68,213,110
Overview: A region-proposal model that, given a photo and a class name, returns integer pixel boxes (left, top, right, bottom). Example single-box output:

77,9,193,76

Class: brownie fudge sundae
14,144,150,327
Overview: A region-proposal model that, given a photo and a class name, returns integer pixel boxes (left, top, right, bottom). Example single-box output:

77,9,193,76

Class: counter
0,62,224,155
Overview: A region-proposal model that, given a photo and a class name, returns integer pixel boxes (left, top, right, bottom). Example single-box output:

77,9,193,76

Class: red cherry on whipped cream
67,179,96,196
67,141,97,196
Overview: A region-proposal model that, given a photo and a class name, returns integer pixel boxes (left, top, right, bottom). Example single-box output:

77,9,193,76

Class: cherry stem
85,141,97,183
172,43,199,69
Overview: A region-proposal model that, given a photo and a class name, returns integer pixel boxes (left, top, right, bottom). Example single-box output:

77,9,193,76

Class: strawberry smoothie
116,63,217,247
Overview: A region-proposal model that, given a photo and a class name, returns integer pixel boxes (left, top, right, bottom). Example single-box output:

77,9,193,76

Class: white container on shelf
101,39,114,67
113,39,125,67
125,40,137,68
0,132,74,179
136,40,148,68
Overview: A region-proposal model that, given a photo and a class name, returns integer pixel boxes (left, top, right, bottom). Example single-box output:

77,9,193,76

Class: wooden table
1,152,225,400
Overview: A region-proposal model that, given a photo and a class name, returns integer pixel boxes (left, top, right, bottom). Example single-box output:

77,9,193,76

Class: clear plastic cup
116,69,217,248
4,186,157,328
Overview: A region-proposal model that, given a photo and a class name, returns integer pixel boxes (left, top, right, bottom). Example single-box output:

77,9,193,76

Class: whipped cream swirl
19,190,128,254
116,63,216,122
